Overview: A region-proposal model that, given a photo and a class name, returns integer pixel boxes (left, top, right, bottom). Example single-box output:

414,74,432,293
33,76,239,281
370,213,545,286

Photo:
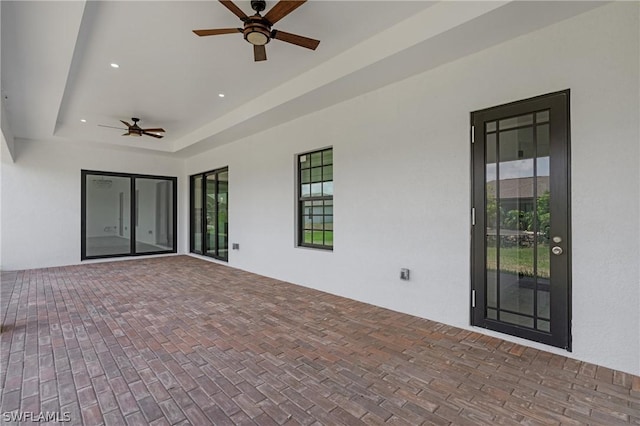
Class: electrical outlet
400,268,410,280
232,243,239,250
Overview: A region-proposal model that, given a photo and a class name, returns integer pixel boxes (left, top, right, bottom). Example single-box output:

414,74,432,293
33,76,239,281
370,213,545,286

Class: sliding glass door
190,168,228,261
81,170,177,260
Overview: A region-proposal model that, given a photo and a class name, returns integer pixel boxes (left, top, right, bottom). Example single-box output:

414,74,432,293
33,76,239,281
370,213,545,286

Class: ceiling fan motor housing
130,118,142,136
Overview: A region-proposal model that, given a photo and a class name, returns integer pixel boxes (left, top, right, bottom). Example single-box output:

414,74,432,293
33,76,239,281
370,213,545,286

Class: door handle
552,246,563,256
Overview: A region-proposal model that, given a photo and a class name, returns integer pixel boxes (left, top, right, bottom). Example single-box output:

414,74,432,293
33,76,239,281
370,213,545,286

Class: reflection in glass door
205,173,217,257
217,171,229,259
135,178,174,254
84,174,131,257
471,91,571,350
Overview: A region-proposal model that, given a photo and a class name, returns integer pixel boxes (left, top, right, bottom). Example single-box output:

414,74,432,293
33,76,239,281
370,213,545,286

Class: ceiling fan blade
120,120,132,128
141,128,165,133
264,0,306,25
254,44,267,62
98,124,127,130
122,132,131,136
272,30,319,50
219,0,248,21
193,28,242,36
142,131,164,139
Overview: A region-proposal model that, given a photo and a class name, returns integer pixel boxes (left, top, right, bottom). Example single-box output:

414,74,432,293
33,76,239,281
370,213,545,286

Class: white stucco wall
185,3,639,374
0,140,185,269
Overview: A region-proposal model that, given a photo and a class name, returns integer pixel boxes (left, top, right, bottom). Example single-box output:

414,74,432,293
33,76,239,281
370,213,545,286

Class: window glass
298,148,333,249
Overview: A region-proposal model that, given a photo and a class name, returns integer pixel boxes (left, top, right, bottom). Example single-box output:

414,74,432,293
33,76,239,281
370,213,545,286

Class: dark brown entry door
471,90,571,350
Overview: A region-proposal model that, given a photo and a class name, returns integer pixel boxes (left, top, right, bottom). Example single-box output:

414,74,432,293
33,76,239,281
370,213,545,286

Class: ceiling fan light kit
193,0,320,62
244,17,270,46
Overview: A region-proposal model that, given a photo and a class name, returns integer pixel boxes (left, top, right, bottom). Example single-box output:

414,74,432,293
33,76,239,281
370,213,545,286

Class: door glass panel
217,171,229,260
501,312,534,328
205,173,217,256
490,113,554,329
85,175,131,257
135,179,174,254
535,123,551,326
499,114,533,130
486,133,498,310
538,320,550,332
536,110,549,123
496,124,536,327
193,176,203,253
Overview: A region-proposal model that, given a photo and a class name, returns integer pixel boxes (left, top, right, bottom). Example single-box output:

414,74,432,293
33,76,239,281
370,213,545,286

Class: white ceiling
1,1,605,157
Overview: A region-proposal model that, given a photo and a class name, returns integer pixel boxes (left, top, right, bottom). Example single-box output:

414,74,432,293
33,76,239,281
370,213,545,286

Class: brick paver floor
1,255,639,425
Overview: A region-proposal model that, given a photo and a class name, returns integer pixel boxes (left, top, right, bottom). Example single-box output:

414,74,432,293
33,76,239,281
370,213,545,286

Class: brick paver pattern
1,256,639,425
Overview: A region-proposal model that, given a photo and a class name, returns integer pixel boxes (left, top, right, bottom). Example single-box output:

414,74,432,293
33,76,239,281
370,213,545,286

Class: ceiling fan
98,118,165,139
193,0,320,62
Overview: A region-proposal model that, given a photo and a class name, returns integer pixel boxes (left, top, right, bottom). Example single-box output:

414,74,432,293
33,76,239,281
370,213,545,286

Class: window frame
297,147,333,250
81,169,178,260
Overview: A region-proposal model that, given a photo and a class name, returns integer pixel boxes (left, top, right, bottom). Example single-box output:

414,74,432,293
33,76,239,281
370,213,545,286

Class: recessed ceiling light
80,119,87,123
218,93,225,98
110,63,119,68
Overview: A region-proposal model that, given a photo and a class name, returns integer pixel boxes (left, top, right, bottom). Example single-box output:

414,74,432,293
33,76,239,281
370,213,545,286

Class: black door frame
470,90,572,350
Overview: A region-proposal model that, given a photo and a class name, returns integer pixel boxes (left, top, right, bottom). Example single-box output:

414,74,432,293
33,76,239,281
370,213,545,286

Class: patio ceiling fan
98,118,165,139
193,0,320,62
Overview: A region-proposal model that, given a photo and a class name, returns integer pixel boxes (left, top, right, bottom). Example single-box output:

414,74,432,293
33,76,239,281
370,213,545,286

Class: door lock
551,246,563,256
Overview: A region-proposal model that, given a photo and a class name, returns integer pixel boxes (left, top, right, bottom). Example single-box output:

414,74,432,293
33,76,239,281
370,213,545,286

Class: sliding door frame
190,167,229,261
81,170,177,260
